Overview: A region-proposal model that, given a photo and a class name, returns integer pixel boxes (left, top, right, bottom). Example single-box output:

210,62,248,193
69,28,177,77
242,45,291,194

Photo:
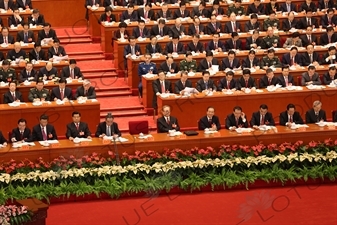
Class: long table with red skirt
0,100,100,140
0,124,335,162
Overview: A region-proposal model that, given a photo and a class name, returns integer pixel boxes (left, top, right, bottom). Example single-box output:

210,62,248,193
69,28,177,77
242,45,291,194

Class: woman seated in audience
113,22,129,41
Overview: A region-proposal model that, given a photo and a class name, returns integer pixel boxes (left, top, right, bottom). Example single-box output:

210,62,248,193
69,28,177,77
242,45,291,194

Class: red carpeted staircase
54,27,157,133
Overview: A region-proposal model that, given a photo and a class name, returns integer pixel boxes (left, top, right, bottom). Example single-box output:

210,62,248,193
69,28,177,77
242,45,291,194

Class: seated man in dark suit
299,0,317,12
145,36,162,54
321,8,337,28
207,14,222,35
173,2,190,19
155,3,173,20
174,71,193,94
0,27,15,44
225,32,242,50
282,12,298,32
250,104,275,128
0,0,16,11
191,1,209,18
297,9,318,29
170,18,185,37
28,9,45,26
196,71,217,92
242,50,260,68
237,69,257,90
300,26,318,47
6,42,26,61
186,34,205,53
281,46,302,66
38,62,58,80
305,100,327,123
320,26,337,46
50,78,73,101
225,106,248,130
301,65,321,86
98,6,116,24
132,20,150,38
60,59,83,79
120,4,138,22
48,39,67,60
198,106,221,131
164,35,185,55
11,118,32,143
37,22,58,42
221,50,241,70
150,19,170,37
218,71,238,91
137,3,155,21
259,68,279,88
245,30,262,50
19,62,37,82
197,50,219,72
8,8,24,27
318,0,334,10
152,70,172,108
245,13,260,31
209,0,225,16
157,105,180,133
29,43,46,61
95,113,121,137
32,114,58,141
66,111,91,140
75,79,96,99
206,33,225,52
323,65,337,85
16,0,33,9
123,36,141,68
188,17,205,36
16,23,35,43
278,66,295,87
3,82,23,104
280,0,297,13
321,46,337,65
246,0,265,15
224,13,241,33
159,55,179,73
103,0,114,7
279,104,304,126
301,44,320,66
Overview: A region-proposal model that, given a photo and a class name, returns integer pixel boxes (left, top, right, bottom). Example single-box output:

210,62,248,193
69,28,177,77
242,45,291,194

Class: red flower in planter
308,141,318,148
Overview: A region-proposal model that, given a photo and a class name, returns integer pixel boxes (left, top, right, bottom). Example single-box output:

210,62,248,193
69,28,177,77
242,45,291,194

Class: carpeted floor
54,27,89,37
47,184,337,225
98,96,140,110
64,43,102,53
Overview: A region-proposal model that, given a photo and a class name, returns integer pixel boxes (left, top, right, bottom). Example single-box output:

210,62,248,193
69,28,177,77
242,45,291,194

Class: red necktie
268,79,271,85
308,35,311,43
174,44,177,52
166,117,170,124
227,81,230,89
20,131,23,140
260,115,265,125
4,36,7,44
208,119,212,125
245,80,248,87
161,81,165,93
60,89,64,100
214,42,218,49
233,41,236,49
76,123,79,130
140,29,143,37
209,62,212,68
42,128,47,140
289,116,293,123
12,93,15,100
235,118,239,126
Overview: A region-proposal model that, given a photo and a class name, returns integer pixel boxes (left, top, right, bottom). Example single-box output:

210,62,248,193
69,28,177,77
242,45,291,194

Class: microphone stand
112,133,120,166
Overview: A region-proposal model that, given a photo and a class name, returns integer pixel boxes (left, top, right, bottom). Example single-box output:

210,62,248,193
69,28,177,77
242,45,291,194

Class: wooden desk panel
157,87,337,128
0,101,100,138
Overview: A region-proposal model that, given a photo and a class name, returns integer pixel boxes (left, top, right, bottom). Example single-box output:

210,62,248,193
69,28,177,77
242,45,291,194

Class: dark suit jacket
159,61,179,73
132,27,150,38
6,49,26,60
137,9,155,20
321,15,337,28
279,111,304,125
297,17,318,29
250,111,275,126
50,87,73,100
321,53,337,65
224,21,241,33
157,116,180,133
173,9,190,19
75,86,96,99
19,69,37,82
221,58,241,70
278,75,295,87
156,10,173,20
170,25,185,37
280,3,297,12
225,39,242,50
323,72,337,85
48,46,67,59
3,90,23,103
28,15,45,26
32,124,58,141
0,35,14,44
242,57,260,68
282,19,299,31
29,49,46,61
38,67,58,79
245,36,262,50
0,0,15,10
98,13,116,24
150,25,171,36
265,3,279,15
305,109,327,123
244,21,260,32
113,30,130,40
8,15,24,27
218,78,237,91
206,22,222,34
191,7,209,18
320,33,337,46
186,41,204,52
152,79,172,108
196,79,217,92
95,121,121,137
16,30,35,43
11,128,32,142
225,114,248,129
206,40,226,51
103,0,114,6
301,72,321,85
37,29,57,41
281,53,302,66
208,7,225,16
299,2,317,12
123,44,141,57
120,10,138,22
66,122,91,138
188,24,205,35
318,0,334,10
301,52,319,66
16,0,33,8
300,34,318,47
174,79,192,94
164,42,185,54
60,66,83,79
198,115,221,130
237,77,257,89
145,43,162,54
197,58,219,72
259,76,279,88
246,3,265,15
0,131,7,144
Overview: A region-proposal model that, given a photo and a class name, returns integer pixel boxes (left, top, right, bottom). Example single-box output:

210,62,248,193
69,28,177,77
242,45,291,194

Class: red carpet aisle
47,184,337,225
